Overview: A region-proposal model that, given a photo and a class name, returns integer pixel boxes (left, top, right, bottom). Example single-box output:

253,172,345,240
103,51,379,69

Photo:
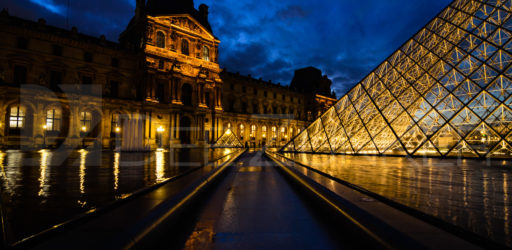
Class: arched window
281,127,287,140
45,108,62,131
80,111,92,132
239,124,245,139
262,126,267,138
271,126,277,139
156,31,165,48
202,46,209,61
181,84,193,106
181,39,189,55
9,106,25,128
250,125,256,138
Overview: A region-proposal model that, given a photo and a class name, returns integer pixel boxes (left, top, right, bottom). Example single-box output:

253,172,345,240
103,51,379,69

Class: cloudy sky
3,0,452,96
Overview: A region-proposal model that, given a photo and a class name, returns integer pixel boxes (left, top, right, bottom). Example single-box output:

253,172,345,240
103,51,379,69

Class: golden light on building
283,0,512,158
157,126,165,133
213,129,242,148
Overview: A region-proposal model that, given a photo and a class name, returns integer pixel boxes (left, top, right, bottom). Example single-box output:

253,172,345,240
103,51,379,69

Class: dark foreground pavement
179,150,378,249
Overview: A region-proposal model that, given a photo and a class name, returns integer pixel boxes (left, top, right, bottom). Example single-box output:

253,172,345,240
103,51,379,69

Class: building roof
0,9,123,51
145,0,213,34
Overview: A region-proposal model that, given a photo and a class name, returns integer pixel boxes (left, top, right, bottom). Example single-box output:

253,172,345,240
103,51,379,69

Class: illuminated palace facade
0,0,335,150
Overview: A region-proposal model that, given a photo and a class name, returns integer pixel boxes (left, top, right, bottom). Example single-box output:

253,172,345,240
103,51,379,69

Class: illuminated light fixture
157,126,165,133
81,126,87,132
115,127,121,133
43,124,47,130
226,129,231,135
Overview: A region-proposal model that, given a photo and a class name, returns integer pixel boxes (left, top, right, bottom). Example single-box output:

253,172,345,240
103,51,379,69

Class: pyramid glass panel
213,129,243,148
282,0,512,158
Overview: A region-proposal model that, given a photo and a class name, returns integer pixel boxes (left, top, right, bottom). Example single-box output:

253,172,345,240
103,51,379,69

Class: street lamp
157,126,165,148
42,124,47,148
114,126,121,151
81,126,87,148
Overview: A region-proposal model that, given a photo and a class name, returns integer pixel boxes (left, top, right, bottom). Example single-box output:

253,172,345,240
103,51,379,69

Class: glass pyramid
213,129,243,148
283,0,512,158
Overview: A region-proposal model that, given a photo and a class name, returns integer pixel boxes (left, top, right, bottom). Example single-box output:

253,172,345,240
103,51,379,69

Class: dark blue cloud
2,0,452,96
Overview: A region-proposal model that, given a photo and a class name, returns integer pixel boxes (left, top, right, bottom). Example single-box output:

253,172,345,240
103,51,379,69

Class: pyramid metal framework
213,129,243,148
283,0,512,158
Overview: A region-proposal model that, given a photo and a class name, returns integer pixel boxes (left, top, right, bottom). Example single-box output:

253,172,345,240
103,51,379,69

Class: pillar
175,112,180,140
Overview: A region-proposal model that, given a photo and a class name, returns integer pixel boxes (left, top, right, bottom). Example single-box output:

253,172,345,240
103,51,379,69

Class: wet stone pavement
0,148,232,245
183,150,353,250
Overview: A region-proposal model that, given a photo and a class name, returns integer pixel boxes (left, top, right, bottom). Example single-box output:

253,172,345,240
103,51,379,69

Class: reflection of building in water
284,153,512,246
38,149,52,197
284,0,512,158
0,0,335,150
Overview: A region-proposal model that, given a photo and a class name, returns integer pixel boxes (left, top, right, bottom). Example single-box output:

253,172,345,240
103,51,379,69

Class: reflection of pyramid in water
213,129,243,148
283,0,512,158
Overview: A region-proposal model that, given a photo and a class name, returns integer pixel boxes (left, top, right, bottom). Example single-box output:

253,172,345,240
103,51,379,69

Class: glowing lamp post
42,124,47,148
157,126,165,148
114,126,121,151
81,126,87,149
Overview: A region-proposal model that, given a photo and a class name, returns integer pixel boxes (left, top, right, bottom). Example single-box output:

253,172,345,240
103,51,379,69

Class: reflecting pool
0,148,234,244
282,153,512,247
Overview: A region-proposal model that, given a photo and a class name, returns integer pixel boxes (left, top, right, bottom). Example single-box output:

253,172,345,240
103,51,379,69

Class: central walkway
182,150,347,249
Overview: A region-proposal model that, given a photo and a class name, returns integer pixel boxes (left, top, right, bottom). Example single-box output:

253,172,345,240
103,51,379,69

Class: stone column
69,101,81,148
34,102,45,147
175,112,180,140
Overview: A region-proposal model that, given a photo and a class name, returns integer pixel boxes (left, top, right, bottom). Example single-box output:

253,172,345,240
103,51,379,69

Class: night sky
3,0,452,96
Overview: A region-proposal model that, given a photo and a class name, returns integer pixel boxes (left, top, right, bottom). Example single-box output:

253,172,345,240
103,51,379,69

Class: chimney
136,0,145,19
199,4,209,21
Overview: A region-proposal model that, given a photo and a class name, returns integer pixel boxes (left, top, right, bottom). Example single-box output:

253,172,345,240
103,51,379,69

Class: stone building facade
0,1,335,150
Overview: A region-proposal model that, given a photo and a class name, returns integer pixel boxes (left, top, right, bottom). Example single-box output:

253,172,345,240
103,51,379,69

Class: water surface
0,148,234,244
283,153,512,247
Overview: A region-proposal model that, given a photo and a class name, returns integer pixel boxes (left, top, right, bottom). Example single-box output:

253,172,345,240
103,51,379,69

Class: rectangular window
17,37,28,49
13,66,27,85
110,80,119,98
205,92,210,107
82,76,92,93
111,114,121,134
84,52,93,62
111,58,119,68
158,60,164,70
50,71,62,89
9,106,25,128
80,111,92,132
157,83,165,102
52,45,62,56
46,109,62,131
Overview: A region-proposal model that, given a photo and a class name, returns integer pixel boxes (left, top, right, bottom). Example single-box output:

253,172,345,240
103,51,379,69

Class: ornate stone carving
169,17,202,34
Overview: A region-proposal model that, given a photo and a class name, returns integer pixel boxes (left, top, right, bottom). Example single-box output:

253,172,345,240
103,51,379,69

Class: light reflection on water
0,148,232,244
283,153,512,247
